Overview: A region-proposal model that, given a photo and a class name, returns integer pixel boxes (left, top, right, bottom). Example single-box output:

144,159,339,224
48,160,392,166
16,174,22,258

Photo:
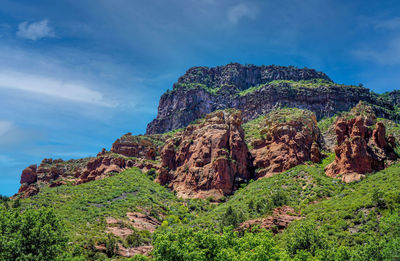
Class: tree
0,207,68,261
152,226,284,261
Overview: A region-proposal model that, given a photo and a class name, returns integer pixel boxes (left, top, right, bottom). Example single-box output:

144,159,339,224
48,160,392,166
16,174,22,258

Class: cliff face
325,102,398,182
247,108,322,178
157,109,252,199
147,63,394,134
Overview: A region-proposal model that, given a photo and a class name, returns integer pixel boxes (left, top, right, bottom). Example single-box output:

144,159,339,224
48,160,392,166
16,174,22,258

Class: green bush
152,226,284,261
0,207,69,260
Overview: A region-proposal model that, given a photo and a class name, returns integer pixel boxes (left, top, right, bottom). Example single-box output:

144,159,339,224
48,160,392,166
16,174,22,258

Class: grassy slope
294,162,400,247
21,168,180,244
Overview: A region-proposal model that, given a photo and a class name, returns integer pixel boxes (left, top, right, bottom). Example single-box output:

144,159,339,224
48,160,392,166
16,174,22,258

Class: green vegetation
20,168,182,259
191,154,338,228
318,115,338,133
170,83,222,96
238,78,354,96
152,227,283,261
0,207,69,260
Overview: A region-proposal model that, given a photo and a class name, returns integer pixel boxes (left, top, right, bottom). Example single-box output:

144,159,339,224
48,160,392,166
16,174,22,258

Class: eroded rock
157,109,253,199
325,102,398,182
249,108,322,178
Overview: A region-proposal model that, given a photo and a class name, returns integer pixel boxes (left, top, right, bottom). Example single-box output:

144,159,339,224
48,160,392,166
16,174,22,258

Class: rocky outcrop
237,206,301,233
17,148,162,198
325,103,398,182
147,63,395,134
16,131,169,197
20,165,37,184
75,155,131,184
249,108,322,178
111,133,166,160
157,109,253,199
17,158,92,198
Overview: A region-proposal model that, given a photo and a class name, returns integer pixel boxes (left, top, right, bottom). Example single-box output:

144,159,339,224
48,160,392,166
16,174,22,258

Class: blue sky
1,0,400,195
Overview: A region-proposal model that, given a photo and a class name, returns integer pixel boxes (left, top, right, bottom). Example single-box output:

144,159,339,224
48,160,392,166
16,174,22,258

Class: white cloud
227,3,256,25
0,70,116,107
0,121,13,137
374,17,400,30
353,37,400,65
16,19,54,40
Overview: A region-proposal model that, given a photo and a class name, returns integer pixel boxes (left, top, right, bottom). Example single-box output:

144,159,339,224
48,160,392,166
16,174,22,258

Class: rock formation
157,109,253,199
17,158,91,198
248,108,322,178
111,133,167,160
325,102,398,182
237,206,301,233
16,144,163,198
147,63,395,134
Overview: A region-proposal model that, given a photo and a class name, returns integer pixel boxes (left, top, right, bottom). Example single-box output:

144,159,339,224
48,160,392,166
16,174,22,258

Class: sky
1,0,400,195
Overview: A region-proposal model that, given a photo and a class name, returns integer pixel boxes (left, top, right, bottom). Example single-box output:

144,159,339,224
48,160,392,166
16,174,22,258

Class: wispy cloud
0,120,13,137
16,19,54,40
374,17,400,30
0,70,117,107
353,37,400,65
227,3,256,25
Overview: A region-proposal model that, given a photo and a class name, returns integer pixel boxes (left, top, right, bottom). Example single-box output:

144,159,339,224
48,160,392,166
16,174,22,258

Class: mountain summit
147,63,398,134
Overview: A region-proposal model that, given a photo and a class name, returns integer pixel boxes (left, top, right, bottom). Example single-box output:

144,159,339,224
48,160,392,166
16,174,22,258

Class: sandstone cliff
157,109,253,199
244,108,322,178
147,63,395,134
325,102,398,182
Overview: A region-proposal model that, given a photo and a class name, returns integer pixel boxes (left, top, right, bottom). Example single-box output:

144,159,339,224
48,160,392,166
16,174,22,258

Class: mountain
147,63,399,134
3,64,400,260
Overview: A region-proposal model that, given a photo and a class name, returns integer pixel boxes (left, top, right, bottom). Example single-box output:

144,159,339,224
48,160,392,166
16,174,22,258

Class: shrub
0,207,68,260
152,226,283,261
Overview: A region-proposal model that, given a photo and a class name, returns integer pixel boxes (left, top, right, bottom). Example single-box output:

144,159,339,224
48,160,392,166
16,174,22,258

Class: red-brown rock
325,104,397,182
157,110,252,199
250,108,322,178
237,206,301,233
111,133,164,160
20,165,37,184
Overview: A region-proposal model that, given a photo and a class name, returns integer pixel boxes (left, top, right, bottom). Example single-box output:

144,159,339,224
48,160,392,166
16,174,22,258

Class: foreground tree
0,206,68,261
152,226,284,261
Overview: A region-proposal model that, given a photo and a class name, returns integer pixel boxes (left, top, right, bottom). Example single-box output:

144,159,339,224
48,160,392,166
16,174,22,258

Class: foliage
317,115,337,133
0,207,69,261
20,168,180,259
238,78,352,96
152,226,284,261
192,156,339,228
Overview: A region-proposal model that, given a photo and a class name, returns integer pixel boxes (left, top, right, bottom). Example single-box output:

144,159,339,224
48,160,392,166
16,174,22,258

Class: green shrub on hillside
152,226,284,261
0,207,69,261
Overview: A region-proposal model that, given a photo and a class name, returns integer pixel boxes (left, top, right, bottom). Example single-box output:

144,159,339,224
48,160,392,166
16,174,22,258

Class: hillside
3,64,400,260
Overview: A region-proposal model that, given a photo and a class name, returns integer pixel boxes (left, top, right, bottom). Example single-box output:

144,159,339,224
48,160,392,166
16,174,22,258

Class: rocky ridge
147,63,397,134
17,135,166,198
